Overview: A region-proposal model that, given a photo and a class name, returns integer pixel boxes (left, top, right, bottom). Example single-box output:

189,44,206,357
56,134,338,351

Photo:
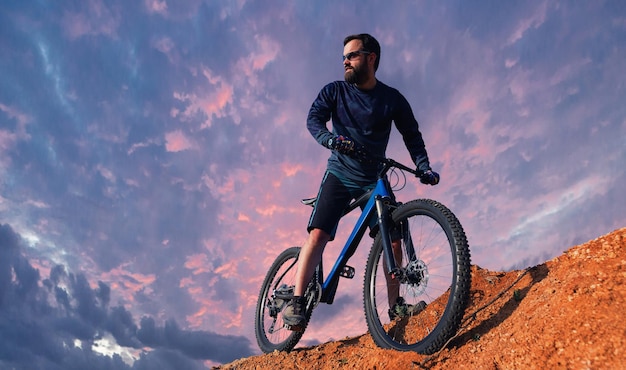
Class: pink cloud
281,163,303,177
97,164,116,182
181,253,251,329
255,204,286,217
201,168,251,199
62,0,121,40
164,130,193,152
185,297,244,330
214,261,238,279
127,137,162,155
151,36,182,65
99,264,157,303
506,1,549,46
184,253,212,275
172,68,235,129
0,103,31,174
144,0,168,15
153,36,174,54
249,35,280,72
186,306,208,327
0,103,31,148
228,35,280,114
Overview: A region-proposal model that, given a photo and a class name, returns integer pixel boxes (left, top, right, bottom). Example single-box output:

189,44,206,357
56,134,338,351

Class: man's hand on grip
328,135,356,154
419,170,440,186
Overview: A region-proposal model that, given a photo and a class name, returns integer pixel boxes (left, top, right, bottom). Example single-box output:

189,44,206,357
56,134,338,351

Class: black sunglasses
342,50,371,62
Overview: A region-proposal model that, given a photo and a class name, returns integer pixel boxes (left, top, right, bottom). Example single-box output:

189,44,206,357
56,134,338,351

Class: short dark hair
343,33,381,71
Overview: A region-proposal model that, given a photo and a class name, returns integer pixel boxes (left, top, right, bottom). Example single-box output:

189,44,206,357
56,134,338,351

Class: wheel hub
402,259,429,295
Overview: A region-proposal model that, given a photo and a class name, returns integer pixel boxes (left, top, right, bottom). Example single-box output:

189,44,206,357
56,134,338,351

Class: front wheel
255,247,308,353
363,199,471,354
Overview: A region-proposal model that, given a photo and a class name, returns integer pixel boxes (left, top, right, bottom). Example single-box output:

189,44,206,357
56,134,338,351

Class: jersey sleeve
307,82,336,148
393,92,432,172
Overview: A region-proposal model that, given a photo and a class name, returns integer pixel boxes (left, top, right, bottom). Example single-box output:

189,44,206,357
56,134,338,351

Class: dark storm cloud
0,224,253,368
137,317,253,364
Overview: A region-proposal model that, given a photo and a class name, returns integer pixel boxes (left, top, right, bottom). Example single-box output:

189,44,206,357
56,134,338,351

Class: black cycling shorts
307,171,375,240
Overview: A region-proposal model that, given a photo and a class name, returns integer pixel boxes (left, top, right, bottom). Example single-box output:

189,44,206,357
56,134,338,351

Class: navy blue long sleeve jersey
307,80,432,184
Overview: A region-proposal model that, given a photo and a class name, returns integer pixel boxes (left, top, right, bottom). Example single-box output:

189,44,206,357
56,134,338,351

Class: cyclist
283,33,440,331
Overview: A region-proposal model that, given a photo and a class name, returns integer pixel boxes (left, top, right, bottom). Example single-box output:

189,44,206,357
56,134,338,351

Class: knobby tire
363,199,471,354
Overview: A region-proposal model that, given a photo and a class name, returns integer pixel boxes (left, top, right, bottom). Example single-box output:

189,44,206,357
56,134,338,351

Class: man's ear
368,53,377,69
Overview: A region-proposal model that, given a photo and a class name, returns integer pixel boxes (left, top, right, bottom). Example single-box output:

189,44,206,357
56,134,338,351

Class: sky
1,0,625,368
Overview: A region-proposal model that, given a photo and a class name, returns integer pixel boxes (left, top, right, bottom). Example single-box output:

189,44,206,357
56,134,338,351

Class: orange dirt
216,227,626,369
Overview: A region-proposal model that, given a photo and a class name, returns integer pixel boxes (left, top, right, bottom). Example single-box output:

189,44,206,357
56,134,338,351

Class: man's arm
393,94,432,172
307,83,336,148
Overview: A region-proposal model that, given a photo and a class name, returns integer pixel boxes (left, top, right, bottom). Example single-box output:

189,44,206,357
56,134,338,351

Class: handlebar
332,142,428,180
340,143,423,179
376,157,422,179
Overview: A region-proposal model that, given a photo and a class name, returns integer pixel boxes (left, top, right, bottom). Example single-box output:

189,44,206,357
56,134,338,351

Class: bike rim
258,254,299,349
369,211,458,349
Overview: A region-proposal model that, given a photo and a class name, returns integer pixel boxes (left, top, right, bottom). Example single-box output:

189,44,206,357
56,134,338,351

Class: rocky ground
216,227,626,369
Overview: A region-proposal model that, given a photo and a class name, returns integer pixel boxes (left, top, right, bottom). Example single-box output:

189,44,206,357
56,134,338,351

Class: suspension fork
398,216,417,261
375,195,401,277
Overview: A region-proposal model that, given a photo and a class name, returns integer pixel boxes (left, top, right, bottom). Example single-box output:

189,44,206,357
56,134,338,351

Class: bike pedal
284,323,304,332
340,265,355,279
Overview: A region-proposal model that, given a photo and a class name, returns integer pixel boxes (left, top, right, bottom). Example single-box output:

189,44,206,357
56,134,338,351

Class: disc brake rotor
402,259,429,295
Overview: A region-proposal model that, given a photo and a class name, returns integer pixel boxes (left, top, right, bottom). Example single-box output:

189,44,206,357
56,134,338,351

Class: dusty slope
217,227,626,369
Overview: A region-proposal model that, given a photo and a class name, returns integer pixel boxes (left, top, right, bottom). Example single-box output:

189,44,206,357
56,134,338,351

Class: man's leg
282,229,331,330
283,171,350,330
294,228,331,297
384,239,427,319
384,239,403,307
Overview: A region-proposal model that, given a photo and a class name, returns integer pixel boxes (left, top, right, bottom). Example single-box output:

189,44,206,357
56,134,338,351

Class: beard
344,64,366,84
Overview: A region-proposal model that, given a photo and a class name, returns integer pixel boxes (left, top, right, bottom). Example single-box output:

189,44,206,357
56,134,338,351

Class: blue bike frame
316,176,398,304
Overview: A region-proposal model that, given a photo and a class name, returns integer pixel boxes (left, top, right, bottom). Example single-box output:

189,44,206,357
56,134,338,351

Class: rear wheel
363,199,471,354
255,247,309,353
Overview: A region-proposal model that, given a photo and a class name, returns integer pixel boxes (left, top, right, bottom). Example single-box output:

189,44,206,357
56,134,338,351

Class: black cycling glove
326,135,370,161
327,135,355,154
419,170,440,186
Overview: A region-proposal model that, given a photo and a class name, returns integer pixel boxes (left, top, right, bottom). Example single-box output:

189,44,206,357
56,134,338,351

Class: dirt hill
217,227,626,369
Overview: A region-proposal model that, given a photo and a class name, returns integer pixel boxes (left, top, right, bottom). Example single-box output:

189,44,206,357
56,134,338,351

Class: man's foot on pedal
388,297,426,320
283,296,305,331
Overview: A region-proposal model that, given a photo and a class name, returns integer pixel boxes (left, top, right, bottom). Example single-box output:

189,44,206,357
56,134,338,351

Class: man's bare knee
309,228,331,246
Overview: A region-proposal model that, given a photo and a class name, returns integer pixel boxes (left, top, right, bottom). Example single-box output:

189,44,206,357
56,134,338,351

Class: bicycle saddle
301,198,316,207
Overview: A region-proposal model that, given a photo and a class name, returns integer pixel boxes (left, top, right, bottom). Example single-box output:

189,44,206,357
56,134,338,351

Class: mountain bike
254,157,471,354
